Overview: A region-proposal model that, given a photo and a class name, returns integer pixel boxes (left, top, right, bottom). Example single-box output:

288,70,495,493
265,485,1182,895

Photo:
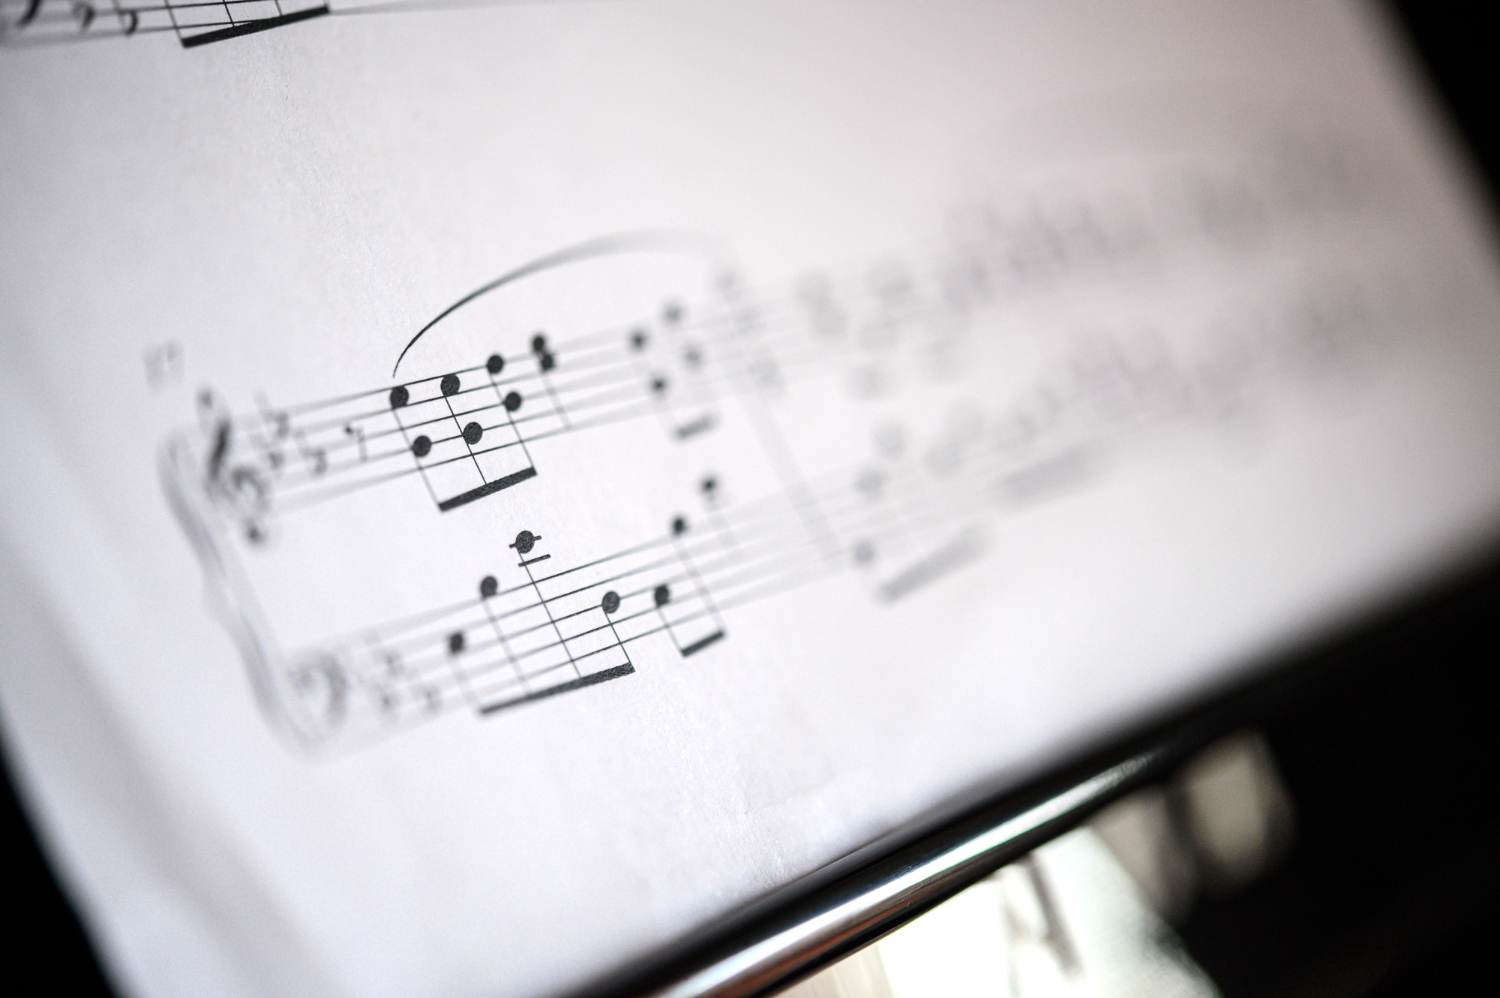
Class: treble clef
197,389,273,544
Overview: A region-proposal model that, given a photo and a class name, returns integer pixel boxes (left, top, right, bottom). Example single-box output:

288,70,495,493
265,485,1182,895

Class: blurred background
2,5,1497,996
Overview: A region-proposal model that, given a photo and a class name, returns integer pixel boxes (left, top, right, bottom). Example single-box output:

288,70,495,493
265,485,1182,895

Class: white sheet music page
3,2,1500,996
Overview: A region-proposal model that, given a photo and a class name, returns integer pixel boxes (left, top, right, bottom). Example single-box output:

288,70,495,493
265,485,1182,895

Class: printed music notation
186,269,1395,751
171,135,1385,550
176,302,746,543
161,135,1402,752
0,0,578,48
0,0,328,47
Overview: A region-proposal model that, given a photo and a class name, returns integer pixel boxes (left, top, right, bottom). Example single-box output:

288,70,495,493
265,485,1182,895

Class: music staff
166,143,1383,550
1,0,330,48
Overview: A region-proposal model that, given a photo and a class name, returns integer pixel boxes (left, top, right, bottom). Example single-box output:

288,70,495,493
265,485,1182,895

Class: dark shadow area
1176,564,1500,997
0,745,116,996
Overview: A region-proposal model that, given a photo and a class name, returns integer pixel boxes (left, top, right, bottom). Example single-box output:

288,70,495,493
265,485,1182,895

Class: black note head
653,584,671,607
683,345,702,368
630,329,648,351
448,631,465,655
479,575,499,598
701,475,716,494
503,391,522,412
601,590,621,615
389,385,410,409
511,530,539,554
412,435,433,458
651,376,667,394
462,421,483,445
531,333,548,354
440,374,461,396
853,540,876,565
539,352,556,372
672,515,687,536
663,301,683,324
487,354,505,375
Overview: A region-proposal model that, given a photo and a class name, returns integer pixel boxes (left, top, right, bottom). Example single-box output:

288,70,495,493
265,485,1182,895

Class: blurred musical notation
204,269,1390,750
0,0,329,47
161,137,1401,752
0,0,583,48
169,134,1385,549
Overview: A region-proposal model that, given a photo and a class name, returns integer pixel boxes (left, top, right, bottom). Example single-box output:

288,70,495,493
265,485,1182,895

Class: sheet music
1,0,471,49
3,2,1500,996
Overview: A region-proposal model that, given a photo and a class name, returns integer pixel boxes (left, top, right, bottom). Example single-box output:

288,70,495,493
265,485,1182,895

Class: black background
2,4,1497,995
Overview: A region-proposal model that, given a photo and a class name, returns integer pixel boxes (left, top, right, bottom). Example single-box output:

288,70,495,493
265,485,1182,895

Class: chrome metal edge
599,748,1166,998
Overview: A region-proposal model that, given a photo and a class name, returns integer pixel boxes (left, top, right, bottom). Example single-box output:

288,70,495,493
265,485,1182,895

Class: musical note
385,361,540,513
652,515,727,657
529,332,572,429
629,298,720,440
470,528,635,715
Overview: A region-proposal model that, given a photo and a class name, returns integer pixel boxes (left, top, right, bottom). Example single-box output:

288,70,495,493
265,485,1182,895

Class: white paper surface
3,3,1500,997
